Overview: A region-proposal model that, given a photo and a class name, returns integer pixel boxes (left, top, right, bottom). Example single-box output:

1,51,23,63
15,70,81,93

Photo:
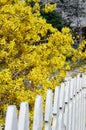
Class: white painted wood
0,126,2,130
57,83,65,130
78,74,82,130
18,102,29,130
77,92,80,130
53,87,60,115
79,90,82,130
75,91,79,130
83,92,86,130
72,77,76,130
82,73,86,89
57,110,64,130
4,73,86,130
83,73,86,129
68,78,73,130
33,96,43,130
73,77,77,96
4,105,18,130
52,87,60,130
72,96,76,130
79,75,83,130
59,83,65,109
68,100,73,130
76,74,80,93
44,89,53,130
78,91,81,130
65,76,71,82
81,73,86,130
81,90,84,130
75,74,80,130
64,81,70,104
79,74,84,130
64,81,70,130
79,74,82,91
64,104,69,130
70,78,74,99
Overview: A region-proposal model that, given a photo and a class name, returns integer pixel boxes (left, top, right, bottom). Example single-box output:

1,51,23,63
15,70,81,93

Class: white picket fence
4,73,86,130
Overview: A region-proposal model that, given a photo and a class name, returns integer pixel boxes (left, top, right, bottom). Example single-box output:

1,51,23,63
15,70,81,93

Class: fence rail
4,73,86,130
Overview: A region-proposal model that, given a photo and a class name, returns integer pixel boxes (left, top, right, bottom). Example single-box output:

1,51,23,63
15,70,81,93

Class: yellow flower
62,27,70,34
44,3,56,13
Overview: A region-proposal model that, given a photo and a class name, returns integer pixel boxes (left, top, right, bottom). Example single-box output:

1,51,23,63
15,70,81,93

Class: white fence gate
4,73,86,130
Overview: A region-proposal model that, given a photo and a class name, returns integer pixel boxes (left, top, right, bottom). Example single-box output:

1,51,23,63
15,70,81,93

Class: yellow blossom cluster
0,0,85,127
72,40,86,62
44,3,57,13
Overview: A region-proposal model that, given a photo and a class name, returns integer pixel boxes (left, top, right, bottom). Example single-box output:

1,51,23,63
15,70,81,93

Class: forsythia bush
0,0,86,126
75,40,86,60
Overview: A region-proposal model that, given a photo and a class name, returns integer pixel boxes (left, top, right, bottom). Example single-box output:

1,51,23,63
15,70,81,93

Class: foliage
26,0,65,30
0,0,86,127
40,10,65,31
73,40,86,61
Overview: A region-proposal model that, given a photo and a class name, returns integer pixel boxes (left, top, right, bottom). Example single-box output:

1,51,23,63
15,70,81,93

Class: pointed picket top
59,83,65,109
64,81,70,104
70,78,74,99
73,77,77,96
33,96,43,130
84,73,86,87
82,73,86,88
4,105,18,130
76,74,80,93
79,74,82,91
18,102,29,130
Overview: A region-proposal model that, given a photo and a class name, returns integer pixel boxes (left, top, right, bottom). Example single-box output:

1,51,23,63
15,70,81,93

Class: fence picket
71,77,76,130
52,87,60,130
57,83,65,130
4,105,18,130
83,73,86,129
18,102,29,130
44,89,53,130
33,96,43,130
75,74,80,130
77,74,81,130
4,73,86,130
68,78,73,130
64,81,70,130
81,74,86,130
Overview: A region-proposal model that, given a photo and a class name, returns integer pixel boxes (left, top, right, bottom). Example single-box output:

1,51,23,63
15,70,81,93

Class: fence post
44,89,53,130
4,105,18,130
18,102,29,130
33,96,43,130
52,87,60,130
